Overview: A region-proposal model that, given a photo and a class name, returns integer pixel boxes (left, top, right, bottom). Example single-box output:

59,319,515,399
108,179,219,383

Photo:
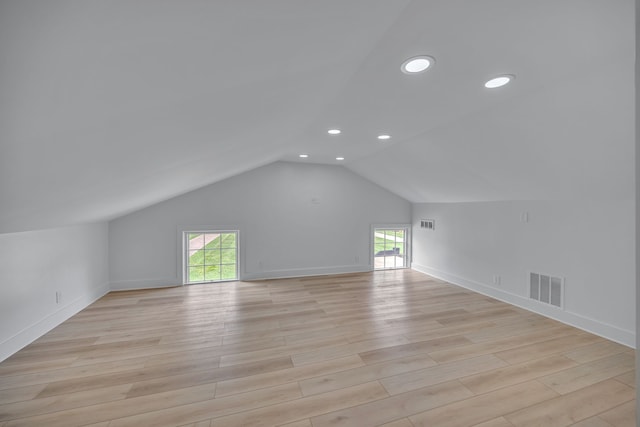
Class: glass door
184,231,238,284
373,228,408,270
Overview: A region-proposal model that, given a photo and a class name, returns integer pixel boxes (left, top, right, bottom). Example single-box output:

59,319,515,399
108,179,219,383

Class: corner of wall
0,282,110,362
412,264,635,348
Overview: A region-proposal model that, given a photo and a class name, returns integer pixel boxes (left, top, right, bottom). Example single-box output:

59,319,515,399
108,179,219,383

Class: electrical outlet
493,275,501,286
355,255,359,263
55,291,62,304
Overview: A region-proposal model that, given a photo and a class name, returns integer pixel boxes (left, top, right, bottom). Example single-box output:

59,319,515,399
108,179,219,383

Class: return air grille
420,219,435,230
529,272,563,308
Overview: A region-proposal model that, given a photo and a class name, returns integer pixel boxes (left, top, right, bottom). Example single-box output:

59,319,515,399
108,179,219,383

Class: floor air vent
529,272,563,308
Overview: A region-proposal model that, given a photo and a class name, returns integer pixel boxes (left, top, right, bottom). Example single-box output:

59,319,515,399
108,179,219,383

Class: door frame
178,225,242,285
370,223,411,271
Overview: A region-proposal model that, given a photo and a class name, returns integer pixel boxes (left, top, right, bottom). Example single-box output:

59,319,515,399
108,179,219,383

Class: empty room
0,1,637,426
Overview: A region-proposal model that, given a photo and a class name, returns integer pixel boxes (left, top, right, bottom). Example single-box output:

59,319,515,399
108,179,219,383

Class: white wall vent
420,219,435,230
529,272,563,309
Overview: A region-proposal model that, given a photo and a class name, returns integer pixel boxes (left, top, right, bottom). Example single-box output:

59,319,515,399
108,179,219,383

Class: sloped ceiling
0,0,634,233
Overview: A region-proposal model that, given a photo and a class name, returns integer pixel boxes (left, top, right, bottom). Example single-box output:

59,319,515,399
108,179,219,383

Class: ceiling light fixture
401,55,434,74
328,129,341,135
377,134,391,140
484,75,514,89
336,157,345,161
299,154,308,158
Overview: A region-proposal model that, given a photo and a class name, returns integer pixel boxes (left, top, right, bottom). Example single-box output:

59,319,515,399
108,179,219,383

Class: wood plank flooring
0,270,635,426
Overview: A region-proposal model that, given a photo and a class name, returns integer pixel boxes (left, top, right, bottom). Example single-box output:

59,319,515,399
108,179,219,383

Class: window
184,231,238,284
374,228,408,270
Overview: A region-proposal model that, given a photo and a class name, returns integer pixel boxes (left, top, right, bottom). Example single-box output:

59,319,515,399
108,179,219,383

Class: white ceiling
0,0,634,233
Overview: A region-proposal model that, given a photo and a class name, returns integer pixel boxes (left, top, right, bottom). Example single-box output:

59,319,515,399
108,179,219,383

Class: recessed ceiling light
299,154,308,158
401,55,434,74
484,75,514,89
328,129,341,135
336,157,345,161
377,134,391,140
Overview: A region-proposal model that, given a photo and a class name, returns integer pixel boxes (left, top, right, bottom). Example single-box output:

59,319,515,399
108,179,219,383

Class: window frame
371,224,411,271
182,230,239,284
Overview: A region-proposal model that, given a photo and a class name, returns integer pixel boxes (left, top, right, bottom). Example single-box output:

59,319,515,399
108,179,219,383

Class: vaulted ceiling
0,0,634,233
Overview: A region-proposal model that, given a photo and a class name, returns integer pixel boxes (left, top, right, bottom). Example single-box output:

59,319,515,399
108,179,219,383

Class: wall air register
420,219,435,230
529,272,563,309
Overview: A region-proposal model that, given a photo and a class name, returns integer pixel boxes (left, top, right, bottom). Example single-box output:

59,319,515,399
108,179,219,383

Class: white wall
109,161,411,289
634,0,639,400
0,222,110,361
412,200,635,347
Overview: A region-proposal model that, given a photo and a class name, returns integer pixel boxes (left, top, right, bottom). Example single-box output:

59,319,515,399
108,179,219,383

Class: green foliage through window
186,231,238,283
374,228,407,270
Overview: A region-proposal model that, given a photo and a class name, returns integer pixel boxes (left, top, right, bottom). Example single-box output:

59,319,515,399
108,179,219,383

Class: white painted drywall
0,222,110,362
635,0,639,404
348,57,634,205
412,200,635,347
109,161,411,289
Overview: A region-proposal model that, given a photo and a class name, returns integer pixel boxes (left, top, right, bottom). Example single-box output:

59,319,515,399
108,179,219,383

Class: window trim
182,230,240,284
371,224,411,271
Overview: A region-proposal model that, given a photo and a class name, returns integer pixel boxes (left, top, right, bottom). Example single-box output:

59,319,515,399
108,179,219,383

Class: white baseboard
110,264,373,290
412,264,635,348
109,278,182,291
241,264,372,281
110,266,372,290
0,284,110,363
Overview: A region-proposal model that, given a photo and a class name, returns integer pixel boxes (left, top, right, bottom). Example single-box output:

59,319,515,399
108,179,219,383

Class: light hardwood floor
0,270,635,426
